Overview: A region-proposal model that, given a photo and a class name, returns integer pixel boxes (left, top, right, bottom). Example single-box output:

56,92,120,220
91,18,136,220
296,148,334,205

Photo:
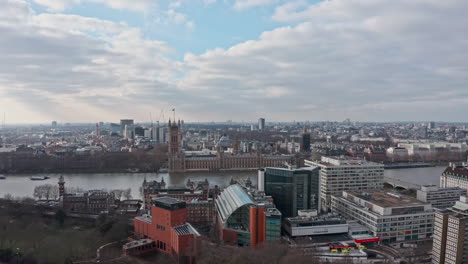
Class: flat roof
265,166,319,172
123,239,154,249
153,196,184,205
173,223,200,236
307,156,384,167
346,190,427,208
135,214,152,223
152,197,186,211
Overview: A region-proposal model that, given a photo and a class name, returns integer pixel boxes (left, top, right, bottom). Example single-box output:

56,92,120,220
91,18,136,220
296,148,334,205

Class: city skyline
1,0,467,123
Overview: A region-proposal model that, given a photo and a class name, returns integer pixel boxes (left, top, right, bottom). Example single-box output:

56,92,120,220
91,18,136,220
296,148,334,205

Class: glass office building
215,184,282,248
262,166,320,217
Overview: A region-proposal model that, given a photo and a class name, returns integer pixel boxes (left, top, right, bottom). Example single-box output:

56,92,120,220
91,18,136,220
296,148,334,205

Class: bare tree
110,189,124,201
3,193,13,201
33,184,59,200
123,188,132,200
33,185,44,199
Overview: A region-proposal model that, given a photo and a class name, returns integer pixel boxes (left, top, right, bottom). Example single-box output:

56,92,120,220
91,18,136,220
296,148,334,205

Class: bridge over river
384,176,422,190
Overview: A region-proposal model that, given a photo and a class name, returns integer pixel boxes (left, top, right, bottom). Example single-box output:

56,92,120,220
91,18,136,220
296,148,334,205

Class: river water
0,171,257,199
0,166,448,199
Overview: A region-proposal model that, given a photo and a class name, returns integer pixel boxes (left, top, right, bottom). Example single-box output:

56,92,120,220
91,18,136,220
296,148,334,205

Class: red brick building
124,197,200,263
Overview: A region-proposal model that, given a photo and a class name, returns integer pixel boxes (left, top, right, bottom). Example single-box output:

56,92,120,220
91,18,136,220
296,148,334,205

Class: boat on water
0,175,6,180
30,176,50,181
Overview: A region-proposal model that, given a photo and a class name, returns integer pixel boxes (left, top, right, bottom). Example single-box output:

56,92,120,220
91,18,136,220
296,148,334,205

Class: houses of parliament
167,120,294,173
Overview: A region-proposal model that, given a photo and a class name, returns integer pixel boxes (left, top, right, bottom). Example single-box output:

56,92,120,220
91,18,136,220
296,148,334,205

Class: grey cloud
178,0,468,121
1,0,468,122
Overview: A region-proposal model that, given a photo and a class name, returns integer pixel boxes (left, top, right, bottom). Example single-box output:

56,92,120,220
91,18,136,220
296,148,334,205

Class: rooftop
173,223,201,236
123,239,154,249
346,190,426,208
286,213,345,225
265,165,319,172
135,214,152,223
443,166,468,178
152,196,186,211
153,196,184,205
308,156,384,167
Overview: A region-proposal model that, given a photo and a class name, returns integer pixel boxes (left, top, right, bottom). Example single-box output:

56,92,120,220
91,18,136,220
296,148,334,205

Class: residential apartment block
432,196,468,264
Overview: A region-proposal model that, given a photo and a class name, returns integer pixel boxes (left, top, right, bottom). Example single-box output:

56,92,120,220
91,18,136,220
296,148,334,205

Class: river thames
0,166,447,199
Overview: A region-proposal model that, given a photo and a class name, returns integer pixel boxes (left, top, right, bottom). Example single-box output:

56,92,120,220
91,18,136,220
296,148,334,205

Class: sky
0,0,467,124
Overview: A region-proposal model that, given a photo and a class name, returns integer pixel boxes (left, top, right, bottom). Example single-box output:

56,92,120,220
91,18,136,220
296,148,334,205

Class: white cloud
2,0,468,122
233,0,279,10
179,0,468,121
0,0,182,122
164,9,195,30
31,0,154,12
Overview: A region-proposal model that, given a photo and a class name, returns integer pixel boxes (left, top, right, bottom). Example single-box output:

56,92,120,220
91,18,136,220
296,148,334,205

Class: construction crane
158,109,166,124
149,112,154,128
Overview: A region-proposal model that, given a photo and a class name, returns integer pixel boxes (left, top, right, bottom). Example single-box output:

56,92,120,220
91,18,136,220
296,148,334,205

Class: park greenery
0,200,131,264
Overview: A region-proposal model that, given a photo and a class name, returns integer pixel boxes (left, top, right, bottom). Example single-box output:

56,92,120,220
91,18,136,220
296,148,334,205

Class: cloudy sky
0,0,467,123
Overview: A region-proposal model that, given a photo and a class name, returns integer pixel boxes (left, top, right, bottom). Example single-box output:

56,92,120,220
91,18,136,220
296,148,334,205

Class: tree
33,184,59,201
110,189,124,201
123,188,132,200
33,186,44,200
3,193,13,201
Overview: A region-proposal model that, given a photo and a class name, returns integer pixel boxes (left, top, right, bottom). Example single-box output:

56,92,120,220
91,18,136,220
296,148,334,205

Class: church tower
168,119,182,155
168,120,184,172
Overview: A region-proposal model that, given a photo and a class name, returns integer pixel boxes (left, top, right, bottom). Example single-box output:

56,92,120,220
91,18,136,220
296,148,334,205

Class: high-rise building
428,121,436,129
416,185,466,209
261,166,320,217
110,123,120,135
306,156,384,211
215,184,281,248
155,126,166,143
124,124,135,139
432,196,468,264
332,190,434,244
51,121,57,128
120,119,134,136
258,118,265,130
301,128,311,152
134,126,145,137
